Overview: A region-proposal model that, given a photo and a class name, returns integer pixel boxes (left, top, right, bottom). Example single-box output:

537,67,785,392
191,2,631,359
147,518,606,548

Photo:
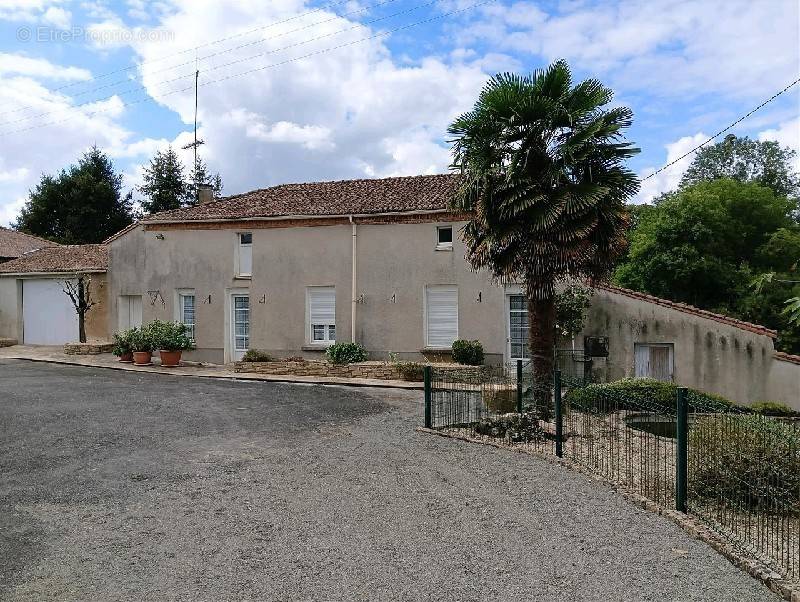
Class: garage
22,278,79,345
0,244,108,346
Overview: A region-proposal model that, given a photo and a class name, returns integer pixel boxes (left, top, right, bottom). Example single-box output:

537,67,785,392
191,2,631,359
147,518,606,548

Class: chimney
197,183,214,205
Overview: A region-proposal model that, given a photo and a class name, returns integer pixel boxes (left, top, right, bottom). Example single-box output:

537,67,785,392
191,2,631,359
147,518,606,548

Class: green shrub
326,342,368,364
750,401,799,417
563,378,737,414
146,320,195,352
396,361,425,382
451,339,484,366
690,415,800,511
242,349,274,362
112,329,134,356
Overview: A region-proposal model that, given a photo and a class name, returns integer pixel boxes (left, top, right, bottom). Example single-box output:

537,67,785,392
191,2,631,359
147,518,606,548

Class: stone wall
234,359,486,381
235,360,400,379
0,337,16,347
64,342,114,355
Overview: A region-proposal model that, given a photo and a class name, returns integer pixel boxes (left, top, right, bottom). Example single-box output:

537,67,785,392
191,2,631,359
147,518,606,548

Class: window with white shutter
634,343,674,382
237,232,252,277
308,287,336,345
425,285,458,348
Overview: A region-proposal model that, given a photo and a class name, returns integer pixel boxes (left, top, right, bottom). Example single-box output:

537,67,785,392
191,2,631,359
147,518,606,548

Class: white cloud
41,5,69,28
636,132,708,203
0,53,90,80
230,110,335,151
120,0,489,194
0,0,66,23
759,117,800,173
460,0,800,99
0,58,137,226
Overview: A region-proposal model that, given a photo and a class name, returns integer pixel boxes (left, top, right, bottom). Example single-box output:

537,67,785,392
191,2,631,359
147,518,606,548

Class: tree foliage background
14,147,135,244
139,148,223,214
615,136,800,353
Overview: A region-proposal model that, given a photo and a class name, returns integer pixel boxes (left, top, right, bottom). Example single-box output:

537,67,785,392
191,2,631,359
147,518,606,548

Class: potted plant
129,327,154,366
112,329,134,363
149,320,194,367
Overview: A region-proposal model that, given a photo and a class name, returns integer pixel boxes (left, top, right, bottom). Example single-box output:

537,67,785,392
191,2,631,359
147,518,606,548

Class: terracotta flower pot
118,352,134,363
159,350,182,367
132,351,152,366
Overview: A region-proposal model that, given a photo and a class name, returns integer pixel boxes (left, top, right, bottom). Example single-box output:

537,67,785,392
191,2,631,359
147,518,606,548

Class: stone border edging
416,426,798,602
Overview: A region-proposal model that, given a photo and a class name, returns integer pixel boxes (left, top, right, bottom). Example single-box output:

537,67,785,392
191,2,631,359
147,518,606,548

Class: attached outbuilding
0,245,109,345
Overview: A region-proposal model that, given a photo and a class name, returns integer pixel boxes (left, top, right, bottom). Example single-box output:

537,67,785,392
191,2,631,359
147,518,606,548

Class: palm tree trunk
528,294,555,416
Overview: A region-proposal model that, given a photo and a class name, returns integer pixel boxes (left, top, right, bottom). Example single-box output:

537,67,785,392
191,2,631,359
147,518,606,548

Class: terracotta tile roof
774,351,800,365
0,226,58,259
142,174,461,223
0,244,107,274
596,283,778,339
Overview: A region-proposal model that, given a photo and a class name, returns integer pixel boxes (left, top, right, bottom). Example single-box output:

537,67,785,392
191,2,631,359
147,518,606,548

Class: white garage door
23,279,79,345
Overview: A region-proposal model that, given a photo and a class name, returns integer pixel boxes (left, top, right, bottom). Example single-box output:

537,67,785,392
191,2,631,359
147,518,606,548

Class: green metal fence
424,366,800,582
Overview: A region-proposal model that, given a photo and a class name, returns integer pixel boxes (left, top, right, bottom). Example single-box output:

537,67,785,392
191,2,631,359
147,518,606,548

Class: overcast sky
0,0,798,225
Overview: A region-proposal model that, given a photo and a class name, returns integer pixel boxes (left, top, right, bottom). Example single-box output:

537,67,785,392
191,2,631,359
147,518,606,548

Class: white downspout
349,215,357,342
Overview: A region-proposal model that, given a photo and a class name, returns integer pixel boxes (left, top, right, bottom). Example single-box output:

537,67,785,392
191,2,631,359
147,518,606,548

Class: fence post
423,365,432,429
676,387,688,513
554,369,563,458
516,359,523,414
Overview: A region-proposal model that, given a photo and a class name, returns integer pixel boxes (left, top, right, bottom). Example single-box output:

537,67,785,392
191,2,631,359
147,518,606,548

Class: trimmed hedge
564,378,739,414
750,401,800,417
690,414,800,510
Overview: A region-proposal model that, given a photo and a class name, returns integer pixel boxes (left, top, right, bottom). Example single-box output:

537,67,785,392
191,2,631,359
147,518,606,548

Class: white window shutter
309,288,336,327
426,285,458,347
239,243,252,276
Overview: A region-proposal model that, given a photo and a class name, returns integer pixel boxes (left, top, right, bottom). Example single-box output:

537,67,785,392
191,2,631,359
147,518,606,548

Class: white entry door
22,279,79,345
231,294,250,361
118,295,142,330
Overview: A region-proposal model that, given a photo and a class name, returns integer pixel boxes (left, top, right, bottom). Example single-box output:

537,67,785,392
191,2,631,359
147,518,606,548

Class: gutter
0,270,107,278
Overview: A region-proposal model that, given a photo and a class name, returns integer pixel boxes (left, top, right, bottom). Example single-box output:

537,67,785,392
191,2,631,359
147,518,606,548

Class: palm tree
449,60,639,390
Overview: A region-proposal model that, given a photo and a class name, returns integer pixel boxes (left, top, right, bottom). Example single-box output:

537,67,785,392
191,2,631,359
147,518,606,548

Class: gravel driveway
0,359,778,601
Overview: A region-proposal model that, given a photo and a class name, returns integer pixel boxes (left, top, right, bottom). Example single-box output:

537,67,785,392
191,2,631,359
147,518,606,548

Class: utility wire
11,0,357,99
641,76,800,181
0,0,494,138
3,0,402,114
0,0,436,129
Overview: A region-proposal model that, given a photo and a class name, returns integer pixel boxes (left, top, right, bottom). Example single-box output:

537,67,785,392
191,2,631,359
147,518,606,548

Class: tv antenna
181,66,205,201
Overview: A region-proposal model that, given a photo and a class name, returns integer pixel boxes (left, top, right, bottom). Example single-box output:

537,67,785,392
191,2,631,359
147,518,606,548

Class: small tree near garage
61,274,97,343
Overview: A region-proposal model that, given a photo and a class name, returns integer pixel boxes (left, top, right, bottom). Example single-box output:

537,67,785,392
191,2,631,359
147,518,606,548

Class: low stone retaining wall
234,360,487,381
0,338,17,348
64,342,114,355
235,360,401,380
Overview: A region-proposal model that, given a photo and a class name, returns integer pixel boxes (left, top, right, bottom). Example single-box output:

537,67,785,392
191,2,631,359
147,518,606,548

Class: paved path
0,360,778,601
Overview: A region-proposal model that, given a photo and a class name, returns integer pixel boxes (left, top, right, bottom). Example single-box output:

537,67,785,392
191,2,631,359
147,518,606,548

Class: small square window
436,226,453,249
239,232,252,245
313,324,325,341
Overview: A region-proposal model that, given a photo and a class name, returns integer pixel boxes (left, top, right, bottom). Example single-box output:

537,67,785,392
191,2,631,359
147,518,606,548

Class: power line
7,0,357,102
0,0,436,129
0,0,494,138
641,75,800,181
2,0,402,116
